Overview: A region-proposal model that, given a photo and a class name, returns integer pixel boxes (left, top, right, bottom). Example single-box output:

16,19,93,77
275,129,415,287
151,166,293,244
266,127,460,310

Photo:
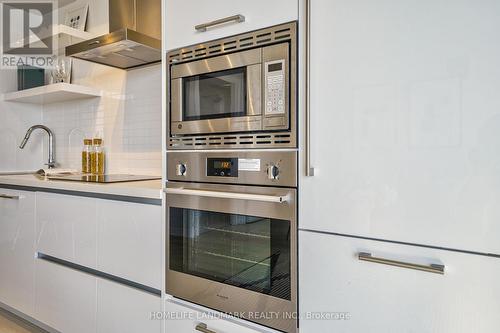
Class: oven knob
268,165,280,180
176,163,187,176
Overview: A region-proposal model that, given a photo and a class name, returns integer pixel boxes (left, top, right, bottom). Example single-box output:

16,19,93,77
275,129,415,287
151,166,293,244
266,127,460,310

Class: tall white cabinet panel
96,279,161,333
299,230,500,333
164,0,298,50
35,259,97,333
36,192,97,267
300,0,500,254
96,200,162,289
0,188,36,317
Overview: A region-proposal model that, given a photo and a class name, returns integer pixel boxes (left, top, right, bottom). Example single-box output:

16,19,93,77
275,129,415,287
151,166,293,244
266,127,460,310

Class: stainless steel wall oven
165,150,298,333
167,22,297,149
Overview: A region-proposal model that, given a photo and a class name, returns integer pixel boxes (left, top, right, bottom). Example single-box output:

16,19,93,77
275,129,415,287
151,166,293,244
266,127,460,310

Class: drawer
96,278,161,333
165,298,281,333
35,258,97,333
299,230,500,333
96,200,162,289
164,0,298,51
36,192,97,268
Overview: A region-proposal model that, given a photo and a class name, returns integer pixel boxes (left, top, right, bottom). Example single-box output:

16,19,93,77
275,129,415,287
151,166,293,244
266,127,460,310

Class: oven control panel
167,151,297,188
265,59,286,115
207,158,238,177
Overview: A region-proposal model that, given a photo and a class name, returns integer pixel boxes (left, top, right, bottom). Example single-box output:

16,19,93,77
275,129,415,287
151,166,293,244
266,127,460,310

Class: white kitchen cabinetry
165,298,281,333
35,259,97,333
300,0,500,254
97,278,161,333
299,230,500,333
96,200,162,289
164,0,298,50
0,188,36,317
36,192,162,289
36,192,97,268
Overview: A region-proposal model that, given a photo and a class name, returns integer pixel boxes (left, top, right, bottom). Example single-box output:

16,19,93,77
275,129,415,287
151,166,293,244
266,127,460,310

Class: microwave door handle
164,187,288,203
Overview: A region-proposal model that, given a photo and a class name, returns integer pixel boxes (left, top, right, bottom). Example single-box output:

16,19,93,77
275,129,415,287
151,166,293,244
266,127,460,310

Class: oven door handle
164,187,288,203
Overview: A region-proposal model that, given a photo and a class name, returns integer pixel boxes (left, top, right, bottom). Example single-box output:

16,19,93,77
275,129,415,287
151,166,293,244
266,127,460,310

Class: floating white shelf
52,25,97,41
2,83,102,104
16,24,97,55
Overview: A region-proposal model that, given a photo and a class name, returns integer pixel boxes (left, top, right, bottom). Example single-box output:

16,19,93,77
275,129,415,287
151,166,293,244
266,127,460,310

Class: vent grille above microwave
167,22,296,64
168,133,294,150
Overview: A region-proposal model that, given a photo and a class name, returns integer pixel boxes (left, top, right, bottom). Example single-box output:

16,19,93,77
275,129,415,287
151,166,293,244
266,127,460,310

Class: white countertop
0,174,163,200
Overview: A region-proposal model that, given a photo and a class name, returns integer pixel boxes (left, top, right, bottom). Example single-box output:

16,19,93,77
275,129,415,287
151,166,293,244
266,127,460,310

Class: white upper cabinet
0,189,36,317
164,0,298,50
300,0,500,254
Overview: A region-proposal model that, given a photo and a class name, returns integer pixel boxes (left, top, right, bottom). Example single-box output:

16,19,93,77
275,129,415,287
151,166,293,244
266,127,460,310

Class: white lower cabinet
36,192,97,268
0,188,36,317
165,299,279,333
96,200,162,289
36,192,162,289
299,230,500,333
96,278,161,333
34,259,97,333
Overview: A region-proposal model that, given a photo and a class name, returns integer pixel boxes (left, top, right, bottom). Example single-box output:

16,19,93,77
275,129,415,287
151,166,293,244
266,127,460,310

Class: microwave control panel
265,59,286,115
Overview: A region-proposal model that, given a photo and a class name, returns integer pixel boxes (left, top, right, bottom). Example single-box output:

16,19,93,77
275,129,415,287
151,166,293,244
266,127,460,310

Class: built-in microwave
167,22,297,149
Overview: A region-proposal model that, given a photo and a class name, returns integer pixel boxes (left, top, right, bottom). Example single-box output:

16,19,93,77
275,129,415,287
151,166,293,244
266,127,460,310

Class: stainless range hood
66,0,161,69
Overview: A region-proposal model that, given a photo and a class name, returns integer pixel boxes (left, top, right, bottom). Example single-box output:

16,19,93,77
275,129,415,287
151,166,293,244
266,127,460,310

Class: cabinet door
165,299,280,333
36,192,97,268
35,259,97,333
0,189,36,317
165,0,298,50
96,278,161,333
299,230,500,333
96,200,162,289
300,0,500,254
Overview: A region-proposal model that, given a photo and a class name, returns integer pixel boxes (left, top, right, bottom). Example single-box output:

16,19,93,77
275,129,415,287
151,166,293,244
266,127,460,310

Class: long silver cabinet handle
164,187,287,203
358,252,445,275
195,323,217,333
0,194,20,200
305,0,314,176
195,14,245,32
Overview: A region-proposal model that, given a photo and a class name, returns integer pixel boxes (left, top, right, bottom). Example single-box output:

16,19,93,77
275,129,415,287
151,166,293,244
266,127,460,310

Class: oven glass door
183,67,247,121
169,207,291,300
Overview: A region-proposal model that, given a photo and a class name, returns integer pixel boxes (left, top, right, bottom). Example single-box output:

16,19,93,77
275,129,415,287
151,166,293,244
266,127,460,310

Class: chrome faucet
19,125,56,169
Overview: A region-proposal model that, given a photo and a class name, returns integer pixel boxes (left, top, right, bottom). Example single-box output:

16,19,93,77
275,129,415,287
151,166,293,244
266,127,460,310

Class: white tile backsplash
1,60,162,175
0,69,44,171
45,61,162,175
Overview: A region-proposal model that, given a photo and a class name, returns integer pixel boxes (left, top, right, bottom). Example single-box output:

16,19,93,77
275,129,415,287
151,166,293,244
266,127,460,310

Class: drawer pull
195,323,217,333
0,194,20,200
358,252,445,275
195,14,245,32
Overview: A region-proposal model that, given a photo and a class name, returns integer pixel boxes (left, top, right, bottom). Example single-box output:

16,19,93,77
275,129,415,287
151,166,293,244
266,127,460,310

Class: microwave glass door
169,207,291,300
183,67,247,121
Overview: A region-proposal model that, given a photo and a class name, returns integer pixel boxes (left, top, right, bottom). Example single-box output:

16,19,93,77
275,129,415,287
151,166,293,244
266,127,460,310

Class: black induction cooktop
47,174,161,183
